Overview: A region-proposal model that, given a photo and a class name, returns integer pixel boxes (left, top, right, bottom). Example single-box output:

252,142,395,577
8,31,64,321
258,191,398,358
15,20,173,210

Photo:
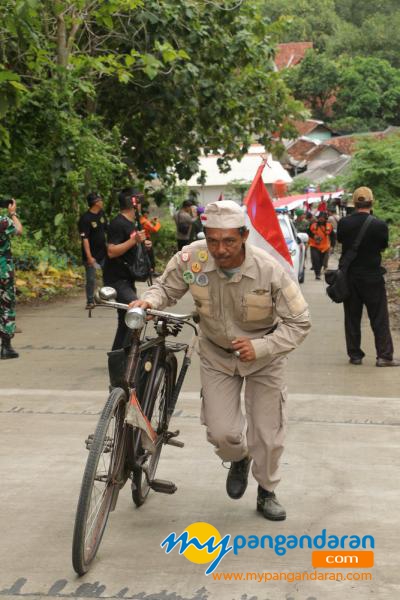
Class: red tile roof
324,135,357,155
287,138,318,162
324,128,400,155
275,42,313,70
291,119,332,137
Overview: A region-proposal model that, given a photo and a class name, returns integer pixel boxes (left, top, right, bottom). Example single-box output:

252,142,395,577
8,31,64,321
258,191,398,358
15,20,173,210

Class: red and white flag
244,162,295,277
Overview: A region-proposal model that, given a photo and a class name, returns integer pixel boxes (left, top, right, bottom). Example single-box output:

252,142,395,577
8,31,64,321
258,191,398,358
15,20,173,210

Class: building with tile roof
274,42,313,71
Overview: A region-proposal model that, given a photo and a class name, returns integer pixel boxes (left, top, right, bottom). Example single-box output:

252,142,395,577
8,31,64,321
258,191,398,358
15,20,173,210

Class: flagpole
243,159,267,206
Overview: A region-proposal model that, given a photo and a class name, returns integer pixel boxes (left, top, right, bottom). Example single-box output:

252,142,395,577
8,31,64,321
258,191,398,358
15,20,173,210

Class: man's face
205,227,248,269
92,197,103,210
131,197,142,212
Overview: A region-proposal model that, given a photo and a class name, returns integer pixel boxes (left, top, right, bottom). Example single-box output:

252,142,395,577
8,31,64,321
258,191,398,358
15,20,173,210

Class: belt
206,325,278,354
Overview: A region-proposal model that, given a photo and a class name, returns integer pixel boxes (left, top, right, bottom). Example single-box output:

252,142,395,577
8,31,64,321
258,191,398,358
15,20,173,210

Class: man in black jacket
78,192,108,309
103,188,151,350
337,187,399,367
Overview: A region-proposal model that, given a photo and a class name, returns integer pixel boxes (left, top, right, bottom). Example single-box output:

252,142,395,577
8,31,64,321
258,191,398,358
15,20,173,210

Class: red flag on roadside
244,162,294,271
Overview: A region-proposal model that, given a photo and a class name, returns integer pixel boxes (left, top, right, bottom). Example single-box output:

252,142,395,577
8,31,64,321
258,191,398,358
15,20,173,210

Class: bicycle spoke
73,389,128,574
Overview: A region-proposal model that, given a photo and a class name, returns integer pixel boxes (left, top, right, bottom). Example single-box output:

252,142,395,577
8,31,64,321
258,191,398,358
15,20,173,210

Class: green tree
327,12,400,69
0,0,304,254
333,57,400,132
262,0,340,51
96,0,303,181
345,134,400,218
284,50,338,119
333,0,399,27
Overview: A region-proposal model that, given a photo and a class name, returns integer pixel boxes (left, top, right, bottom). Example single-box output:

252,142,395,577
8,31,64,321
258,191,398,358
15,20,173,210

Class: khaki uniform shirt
141,240,311,376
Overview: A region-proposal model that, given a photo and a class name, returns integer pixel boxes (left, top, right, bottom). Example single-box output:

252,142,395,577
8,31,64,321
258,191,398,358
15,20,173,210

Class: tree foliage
333,57,400,132
0,0,303,254
285,52,400,133
284,50,338,119
345,135,400,218
261,0,340,51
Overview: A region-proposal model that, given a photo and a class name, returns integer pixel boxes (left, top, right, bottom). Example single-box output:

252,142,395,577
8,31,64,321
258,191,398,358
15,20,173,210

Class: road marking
0,388,399,402
0,390,399,426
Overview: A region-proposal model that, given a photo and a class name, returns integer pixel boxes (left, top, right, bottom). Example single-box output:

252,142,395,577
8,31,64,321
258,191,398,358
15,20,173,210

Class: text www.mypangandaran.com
212,570,373,582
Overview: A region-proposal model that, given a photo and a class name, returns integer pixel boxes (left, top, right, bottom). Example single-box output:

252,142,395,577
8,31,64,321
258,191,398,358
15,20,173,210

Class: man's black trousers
310,247,328,278
343,275,394,361
107,279,137,351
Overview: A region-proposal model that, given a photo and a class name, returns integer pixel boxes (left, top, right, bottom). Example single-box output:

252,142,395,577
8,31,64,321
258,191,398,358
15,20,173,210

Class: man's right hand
135,230,146,243
129,299,153,310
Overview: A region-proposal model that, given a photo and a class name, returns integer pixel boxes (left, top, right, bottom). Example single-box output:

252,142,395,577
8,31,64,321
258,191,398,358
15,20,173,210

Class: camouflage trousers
0,274,16,339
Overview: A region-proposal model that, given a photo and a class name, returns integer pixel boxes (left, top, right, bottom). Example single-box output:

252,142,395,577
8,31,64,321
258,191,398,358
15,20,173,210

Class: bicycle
72,286,198,575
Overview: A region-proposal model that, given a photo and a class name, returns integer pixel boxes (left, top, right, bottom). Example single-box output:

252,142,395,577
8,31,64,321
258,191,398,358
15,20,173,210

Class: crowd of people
292,191,399,367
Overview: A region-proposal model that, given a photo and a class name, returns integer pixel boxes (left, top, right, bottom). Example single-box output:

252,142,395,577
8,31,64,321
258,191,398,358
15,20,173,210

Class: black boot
257,485,286,521
226,456,252,499
1,337,19,359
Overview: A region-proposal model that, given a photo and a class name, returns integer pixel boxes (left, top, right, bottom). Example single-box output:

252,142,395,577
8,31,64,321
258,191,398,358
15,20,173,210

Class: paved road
1,268,399,600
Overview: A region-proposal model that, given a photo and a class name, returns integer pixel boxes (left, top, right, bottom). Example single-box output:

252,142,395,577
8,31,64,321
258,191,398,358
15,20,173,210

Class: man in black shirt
103,188,150,350
78,192,108,309
337,187,399,367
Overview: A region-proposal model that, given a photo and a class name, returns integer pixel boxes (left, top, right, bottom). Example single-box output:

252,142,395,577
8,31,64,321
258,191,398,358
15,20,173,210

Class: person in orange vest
140,205,161,275
308,212,334,280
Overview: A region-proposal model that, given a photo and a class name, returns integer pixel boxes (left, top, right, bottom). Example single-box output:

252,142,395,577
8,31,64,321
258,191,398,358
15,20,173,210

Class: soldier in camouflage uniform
0,199,23,359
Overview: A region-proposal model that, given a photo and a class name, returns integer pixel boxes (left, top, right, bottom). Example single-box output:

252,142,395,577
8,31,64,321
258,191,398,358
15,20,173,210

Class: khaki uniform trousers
200,354,288,492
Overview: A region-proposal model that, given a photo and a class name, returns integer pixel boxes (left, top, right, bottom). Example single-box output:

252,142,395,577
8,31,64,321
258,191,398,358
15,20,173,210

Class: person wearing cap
78,192,108,309
131,200,311,520
337,187,399,367
294,209,308,233
308,211,334,279
103,187,151,350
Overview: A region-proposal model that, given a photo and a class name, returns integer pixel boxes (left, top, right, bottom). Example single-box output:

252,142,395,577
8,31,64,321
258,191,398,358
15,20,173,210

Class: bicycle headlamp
125,307,146,330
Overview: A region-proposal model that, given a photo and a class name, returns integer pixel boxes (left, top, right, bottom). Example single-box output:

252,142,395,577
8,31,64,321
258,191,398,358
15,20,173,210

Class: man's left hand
7,199,16,214
231,337,256,362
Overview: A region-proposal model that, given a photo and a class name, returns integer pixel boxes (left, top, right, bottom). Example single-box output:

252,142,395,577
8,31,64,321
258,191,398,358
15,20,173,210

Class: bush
152,218,177,270
11,231,83,302
12,233,78,271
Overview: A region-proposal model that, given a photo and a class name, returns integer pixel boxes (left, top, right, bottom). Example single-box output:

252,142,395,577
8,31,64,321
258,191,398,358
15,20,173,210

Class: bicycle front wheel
132,353,177,506
72,387,128,575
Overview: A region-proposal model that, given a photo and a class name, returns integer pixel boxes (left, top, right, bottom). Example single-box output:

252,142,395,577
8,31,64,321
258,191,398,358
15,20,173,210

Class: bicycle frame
93,288,198,472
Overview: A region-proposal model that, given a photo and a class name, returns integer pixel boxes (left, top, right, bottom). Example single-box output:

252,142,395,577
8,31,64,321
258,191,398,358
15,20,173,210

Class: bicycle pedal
166,430,184,448
166,438,184,448
149,479,177,494
85,434,94,450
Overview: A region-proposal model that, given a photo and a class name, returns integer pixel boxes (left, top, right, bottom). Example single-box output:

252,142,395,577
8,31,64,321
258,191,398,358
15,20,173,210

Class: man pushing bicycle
131,200,311,521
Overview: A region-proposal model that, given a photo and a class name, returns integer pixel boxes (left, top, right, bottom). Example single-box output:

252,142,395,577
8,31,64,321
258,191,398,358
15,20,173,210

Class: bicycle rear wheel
72,387,128,575
132,353,177,506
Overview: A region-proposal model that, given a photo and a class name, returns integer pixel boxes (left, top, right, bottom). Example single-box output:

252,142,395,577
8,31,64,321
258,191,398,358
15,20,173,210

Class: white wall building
186,144,292,205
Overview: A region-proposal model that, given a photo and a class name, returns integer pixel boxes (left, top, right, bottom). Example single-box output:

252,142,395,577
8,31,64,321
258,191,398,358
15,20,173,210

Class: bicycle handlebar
93,286,198,330
94,297,194,322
